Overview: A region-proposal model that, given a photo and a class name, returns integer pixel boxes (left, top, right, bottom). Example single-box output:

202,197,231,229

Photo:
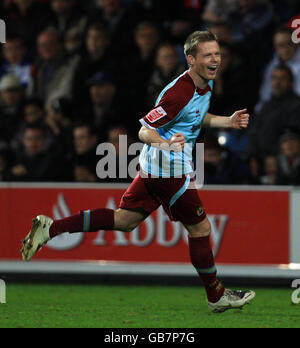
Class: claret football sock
49,209,115,238
188,235,225,303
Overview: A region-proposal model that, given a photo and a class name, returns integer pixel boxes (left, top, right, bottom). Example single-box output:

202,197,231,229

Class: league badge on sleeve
146,107,167,123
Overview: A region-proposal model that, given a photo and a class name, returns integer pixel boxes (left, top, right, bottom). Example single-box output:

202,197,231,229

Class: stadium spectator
72,123,98,182
28,28,80,109
260,154,277,185
155,0,206,44
10,122,68,181
276,129,300,185
207,41,260,159
82,71,123,137
45,0,87,51
11,97,46,150
248,65,300,175
4,0,49,54
0,36,32,88
202,0,237,24
257,27,300,112
227,0,277,70
208,21,254,69
121,21,160,115
147,42,186,108
98,123,136,182
0,74,24,145
45,97,73,151
22,97,45,125
107,123,134,154
89,0,144,51
209,42,258,116
209,22,234,45
73,23,116,103
204,134,249,185
2,0,300,186
134,21,160,63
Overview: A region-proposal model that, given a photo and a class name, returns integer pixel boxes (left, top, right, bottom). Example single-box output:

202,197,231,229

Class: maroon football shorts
119,171,206,225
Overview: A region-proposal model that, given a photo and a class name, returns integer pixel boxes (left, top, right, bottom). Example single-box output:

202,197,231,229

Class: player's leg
21,173,157,262
21,208,148,262
50,207,148,237
113,208,148,232
141,175,226,304
184,218,225,304
161,176,256,312
184,218,255,313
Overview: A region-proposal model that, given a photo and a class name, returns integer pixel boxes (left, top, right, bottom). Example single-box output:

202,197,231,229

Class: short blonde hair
184,31,218,60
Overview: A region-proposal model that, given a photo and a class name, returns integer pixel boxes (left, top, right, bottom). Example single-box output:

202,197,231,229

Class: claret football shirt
139,70,213,177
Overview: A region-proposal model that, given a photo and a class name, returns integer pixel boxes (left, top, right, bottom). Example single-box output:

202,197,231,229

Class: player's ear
187,54,195,67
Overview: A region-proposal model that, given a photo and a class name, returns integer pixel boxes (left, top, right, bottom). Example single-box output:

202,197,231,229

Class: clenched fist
168,133,186,152
230,109,250,130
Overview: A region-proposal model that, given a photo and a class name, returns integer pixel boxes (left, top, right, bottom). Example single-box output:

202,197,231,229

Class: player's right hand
168,133,186,152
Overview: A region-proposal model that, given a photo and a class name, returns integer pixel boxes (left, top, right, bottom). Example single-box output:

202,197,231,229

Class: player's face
189,41,221,81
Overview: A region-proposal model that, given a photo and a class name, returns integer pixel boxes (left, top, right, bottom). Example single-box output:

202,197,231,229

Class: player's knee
202,218,211,233
114,209,137,232
199,218,211,236
188,218,211,238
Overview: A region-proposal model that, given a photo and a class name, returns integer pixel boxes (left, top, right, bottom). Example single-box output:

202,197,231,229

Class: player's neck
188,69,209,90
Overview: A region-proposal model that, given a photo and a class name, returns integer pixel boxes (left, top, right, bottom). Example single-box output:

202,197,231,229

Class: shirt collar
196,84,212,95
186,71,212,95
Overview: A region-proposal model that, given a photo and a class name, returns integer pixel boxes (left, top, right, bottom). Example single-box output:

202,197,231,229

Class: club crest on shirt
197,206,204,216
146,106,167,123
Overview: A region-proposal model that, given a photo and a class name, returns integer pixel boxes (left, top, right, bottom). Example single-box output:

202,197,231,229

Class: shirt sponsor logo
146,107,167,123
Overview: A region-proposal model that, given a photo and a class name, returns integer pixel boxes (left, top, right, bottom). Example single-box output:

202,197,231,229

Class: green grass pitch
0,284,299,328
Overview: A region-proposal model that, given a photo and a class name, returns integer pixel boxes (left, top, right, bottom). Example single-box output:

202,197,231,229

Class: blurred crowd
0,0,300,185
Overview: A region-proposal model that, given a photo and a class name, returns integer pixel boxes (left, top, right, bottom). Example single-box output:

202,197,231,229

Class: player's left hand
229,109,250,130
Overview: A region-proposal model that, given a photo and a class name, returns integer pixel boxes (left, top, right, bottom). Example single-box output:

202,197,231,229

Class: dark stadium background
0,0,300,185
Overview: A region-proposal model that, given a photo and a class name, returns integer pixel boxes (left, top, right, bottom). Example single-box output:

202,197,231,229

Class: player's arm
138,126,185,152
203,109,250,129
